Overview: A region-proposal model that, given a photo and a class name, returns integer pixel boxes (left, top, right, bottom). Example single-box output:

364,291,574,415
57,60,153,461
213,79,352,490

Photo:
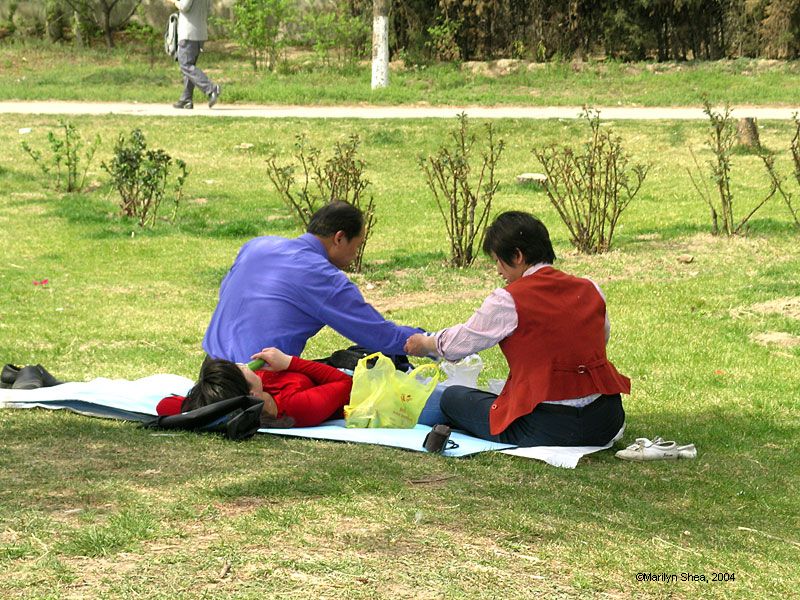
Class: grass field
0,80,799,598
3,39,800,107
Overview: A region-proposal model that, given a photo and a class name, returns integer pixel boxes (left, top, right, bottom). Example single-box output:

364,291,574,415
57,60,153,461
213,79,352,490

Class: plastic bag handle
357,352,383,365
408,363,440,379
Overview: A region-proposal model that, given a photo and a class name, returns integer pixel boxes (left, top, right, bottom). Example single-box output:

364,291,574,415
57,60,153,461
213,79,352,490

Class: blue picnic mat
0,377,514,457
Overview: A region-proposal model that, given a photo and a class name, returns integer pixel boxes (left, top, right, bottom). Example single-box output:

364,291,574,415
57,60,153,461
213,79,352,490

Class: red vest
490,267,631,434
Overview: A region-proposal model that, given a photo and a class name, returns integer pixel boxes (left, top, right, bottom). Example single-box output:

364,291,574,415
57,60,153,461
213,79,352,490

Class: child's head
182,358,251,412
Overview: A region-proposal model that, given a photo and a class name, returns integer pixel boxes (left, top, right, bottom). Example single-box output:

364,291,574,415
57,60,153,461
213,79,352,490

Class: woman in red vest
404,211,630,446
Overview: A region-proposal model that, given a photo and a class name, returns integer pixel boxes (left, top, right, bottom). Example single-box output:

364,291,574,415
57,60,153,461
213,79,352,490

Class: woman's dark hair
482,211,556,266
307,201,364,240
182,358,250,413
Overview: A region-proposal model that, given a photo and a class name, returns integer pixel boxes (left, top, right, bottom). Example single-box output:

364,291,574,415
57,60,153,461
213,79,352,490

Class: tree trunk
737,117,760,148
73,10,84,47
371,0,390,89
102,5,115,48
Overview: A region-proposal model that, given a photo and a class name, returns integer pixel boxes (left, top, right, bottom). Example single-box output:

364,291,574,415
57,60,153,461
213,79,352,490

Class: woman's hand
404,333,437,357
251,347,292,372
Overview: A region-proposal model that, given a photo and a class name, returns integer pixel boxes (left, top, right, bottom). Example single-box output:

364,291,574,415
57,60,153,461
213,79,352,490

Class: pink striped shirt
433,263,612,407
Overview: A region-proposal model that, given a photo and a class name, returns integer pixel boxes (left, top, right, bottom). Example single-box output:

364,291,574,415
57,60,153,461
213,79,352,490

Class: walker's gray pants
177,39,214,102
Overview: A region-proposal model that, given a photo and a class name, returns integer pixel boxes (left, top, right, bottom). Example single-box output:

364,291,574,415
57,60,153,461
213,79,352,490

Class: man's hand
404,333,437,357
251,347,292,372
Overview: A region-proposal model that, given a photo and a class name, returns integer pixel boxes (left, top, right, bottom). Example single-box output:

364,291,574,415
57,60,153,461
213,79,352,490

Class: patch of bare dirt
364,288,489,313
750,297,800,320
750,331,800,348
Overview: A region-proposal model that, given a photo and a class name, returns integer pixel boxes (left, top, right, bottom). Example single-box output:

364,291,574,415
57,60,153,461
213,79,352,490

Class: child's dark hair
482,211,556,266
182,358,250,413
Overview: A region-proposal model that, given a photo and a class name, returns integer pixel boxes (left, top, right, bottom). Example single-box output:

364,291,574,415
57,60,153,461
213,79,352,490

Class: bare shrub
419,112,504,268
266,134,376,272
533,108,647,254
758,113,800,229
687,100,776,235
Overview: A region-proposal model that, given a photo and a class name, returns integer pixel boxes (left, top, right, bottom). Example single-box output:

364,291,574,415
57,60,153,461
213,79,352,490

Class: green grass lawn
0,110,798,599
4,39,800,107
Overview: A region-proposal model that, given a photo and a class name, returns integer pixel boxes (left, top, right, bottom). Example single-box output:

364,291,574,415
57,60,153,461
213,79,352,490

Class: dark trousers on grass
440,385,625,447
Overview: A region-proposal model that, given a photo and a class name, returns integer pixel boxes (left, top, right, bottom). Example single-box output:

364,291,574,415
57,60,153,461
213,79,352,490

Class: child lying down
157,348,353,428
157,347,447,429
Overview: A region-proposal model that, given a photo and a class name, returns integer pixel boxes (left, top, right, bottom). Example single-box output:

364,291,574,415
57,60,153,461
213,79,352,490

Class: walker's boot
208,84,221,108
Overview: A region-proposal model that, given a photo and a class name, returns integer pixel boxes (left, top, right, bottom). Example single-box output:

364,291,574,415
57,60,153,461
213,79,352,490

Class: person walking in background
168,0,221,109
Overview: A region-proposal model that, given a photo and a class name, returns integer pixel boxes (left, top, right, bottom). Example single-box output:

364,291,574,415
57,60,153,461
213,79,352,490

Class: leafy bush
21,118,100,193
426,16,462,62
687,100,776,236
231,0,294,71
102,129,188,227
265,134,376,272
419,113,504,268
533,109,648,254
302,8,368,67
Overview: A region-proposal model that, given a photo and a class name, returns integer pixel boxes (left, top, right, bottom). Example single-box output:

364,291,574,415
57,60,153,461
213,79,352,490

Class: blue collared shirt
202,233,423,362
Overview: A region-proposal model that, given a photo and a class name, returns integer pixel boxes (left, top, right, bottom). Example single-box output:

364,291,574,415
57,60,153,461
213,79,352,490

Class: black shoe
208,84,221,108
1,363,21,388
34,364,63,387
173,99,193,109
12,366,44,390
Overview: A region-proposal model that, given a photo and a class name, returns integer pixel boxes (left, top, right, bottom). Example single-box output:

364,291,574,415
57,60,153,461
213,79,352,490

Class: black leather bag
317,345,413,372
146,395,264,441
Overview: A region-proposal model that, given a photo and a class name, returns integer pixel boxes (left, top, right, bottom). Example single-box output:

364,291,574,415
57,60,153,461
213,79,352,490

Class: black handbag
146,395,264,441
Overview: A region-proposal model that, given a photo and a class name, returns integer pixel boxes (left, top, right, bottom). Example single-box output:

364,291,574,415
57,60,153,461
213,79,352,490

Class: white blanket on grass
0,375,619,467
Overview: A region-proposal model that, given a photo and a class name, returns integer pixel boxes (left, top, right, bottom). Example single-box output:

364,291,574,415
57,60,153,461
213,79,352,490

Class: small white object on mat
501,425,625,469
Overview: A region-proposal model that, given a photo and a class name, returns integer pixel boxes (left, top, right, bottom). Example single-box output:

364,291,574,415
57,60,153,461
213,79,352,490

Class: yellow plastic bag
344,352,439,428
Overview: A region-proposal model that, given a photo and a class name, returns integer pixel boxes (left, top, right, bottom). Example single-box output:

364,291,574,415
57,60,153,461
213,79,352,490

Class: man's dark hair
482,211,556,266
307,201,364,240
182,358,250,413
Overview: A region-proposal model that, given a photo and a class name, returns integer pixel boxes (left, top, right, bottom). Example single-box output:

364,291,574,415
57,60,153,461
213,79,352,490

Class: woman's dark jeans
440,385,625,446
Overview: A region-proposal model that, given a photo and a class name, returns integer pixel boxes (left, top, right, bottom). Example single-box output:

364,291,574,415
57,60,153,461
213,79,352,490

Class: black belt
534,394,617,417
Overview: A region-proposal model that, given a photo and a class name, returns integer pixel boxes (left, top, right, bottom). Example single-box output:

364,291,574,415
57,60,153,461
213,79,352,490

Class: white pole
371,0,389,89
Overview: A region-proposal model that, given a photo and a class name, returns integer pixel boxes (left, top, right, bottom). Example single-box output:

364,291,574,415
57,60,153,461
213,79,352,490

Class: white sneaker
615,437,697,461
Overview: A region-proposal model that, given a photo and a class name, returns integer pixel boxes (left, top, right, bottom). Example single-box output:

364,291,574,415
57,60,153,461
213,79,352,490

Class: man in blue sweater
203,203,424,362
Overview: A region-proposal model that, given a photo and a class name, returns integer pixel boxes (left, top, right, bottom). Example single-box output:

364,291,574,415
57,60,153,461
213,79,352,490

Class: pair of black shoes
1,363,63,390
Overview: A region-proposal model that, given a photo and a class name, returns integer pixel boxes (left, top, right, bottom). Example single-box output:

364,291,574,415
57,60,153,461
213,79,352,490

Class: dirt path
2,100,799,120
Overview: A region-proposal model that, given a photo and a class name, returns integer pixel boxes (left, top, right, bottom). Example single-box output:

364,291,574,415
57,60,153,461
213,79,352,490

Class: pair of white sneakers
615,436,697,461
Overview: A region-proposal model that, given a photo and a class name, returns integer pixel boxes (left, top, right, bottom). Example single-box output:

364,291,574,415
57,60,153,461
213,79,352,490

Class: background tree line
1,0,798,61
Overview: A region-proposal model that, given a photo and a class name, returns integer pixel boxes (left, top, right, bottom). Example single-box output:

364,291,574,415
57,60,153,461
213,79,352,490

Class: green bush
102,128,188,227
231,0,294,71
301,8,369,67
21,118,100,193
